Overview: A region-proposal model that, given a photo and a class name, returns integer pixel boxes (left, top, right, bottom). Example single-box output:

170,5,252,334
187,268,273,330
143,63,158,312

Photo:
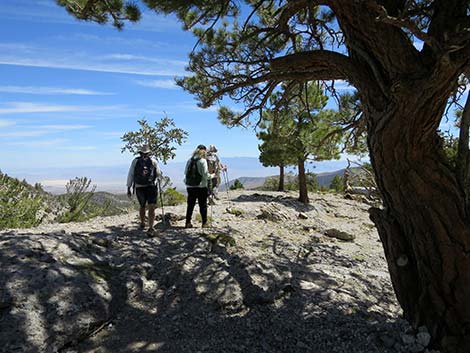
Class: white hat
209,144,218,152
139,144,151,154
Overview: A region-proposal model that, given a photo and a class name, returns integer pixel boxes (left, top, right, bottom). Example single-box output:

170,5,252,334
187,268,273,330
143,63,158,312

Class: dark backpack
134,157,156,185
186,158,202,186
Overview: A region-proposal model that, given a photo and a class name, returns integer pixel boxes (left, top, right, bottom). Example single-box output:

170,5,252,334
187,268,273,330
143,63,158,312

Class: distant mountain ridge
221,169,346,190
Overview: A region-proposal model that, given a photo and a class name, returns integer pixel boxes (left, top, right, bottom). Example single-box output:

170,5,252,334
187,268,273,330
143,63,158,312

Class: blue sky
0,0,360,192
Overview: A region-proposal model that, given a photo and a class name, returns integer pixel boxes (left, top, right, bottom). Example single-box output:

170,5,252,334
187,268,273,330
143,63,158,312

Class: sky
0,0,362,192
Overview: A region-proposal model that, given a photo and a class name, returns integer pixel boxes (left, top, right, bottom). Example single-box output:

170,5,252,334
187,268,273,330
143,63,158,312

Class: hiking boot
202,223,210,229
185,222,193,228
208,198,216,205
139,223,145,230
147,227,156,236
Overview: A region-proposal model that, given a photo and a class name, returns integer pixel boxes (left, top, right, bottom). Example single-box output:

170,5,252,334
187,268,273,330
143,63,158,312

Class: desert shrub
58,177,103,222
0,173,44,229
229,179,244,190
159,187,186,206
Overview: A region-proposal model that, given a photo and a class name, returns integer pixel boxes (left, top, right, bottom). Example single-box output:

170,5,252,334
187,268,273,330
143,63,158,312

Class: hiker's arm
127,159,137,196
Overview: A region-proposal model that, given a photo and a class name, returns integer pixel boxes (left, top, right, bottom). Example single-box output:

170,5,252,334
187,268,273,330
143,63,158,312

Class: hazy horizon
3,156,358,194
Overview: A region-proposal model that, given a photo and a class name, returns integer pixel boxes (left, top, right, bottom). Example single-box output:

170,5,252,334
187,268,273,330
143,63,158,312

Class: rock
257,203,292,222
0,292,13,309
324,228,356,241
298,212,309,219
416,332,431,347
379,334,396,348
401,333,416,345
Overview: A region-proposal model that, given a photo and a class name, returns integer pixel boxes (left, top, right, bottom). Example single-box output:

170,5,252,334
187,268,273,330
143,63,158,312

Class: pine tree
56,1,470,350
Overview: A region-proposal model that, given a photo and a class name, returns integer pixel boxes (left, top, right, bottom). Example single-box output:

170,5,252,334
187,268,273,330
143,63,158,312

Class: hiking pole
156,177,167,228
223,169,230,199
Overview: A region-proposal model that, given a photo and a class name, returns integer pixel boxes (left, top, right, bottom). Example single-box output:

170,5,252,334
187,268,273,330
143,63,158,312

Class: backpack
186,158,202,186
134,157,156,185
207,153,219,174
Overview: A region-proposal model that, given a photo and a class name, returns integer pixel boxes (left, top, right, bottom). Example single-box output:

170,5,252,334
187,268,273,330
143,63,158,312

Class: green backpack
186,158,202,186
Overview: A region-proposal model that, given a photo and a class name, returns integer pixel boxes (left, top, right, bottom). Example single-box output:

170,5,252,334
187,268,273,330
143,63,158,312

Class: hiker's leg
147,186,158,229
148,204,156,229
186,188,197,224
198,187,208,225
135,187,147,226
139,207,146,225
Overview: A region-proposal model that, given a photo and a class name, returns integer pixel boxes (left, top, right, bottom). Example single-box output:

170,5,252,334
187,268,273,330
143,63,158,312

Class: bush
329,175,344,192
159,187,186,206
0,173,44,230
58,177,102,223
230,179,244,190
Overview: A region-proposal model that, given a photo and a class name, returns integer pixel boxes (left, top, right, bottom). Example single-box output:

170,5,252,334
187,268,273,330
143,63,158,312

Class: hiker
206,144,227,204
184,144,214,228
127,144,162,235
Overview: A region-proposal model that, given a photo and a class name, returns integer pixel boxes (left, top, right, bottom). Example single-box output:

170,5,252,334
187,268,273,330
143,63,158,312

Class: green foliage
439,131,459,169
0,173,44,230
56,0,141,29
229,179,244,190
58,177,104,223
226,208,243,216
121,118,188,163
159,187,186,206
329,175,344,192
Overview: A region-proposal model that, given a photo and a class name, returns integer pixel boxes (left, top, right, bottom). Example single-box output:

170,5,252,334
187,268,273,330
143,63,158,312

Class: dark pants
186,187,208,225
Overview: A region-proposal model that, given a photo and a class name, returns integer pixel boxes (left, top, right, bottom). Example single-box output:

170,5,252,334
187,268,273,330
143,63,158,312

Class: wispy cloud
7,138,69,147
0,119,16,128
0,85,113,95
0,43,186,77
62,146,97,151
0,124,91,138
135,79,178,89
0,102,123,115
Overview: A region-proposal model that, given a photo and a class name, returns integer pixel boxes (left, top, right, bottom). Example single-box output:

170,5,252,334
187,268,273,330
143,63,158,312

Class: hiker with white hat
206,144,227,204
127,144,162,235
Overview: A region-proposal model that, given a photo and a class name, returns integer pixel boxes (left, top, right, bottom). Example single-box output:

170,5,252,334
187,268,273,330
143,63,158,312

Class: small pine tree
230,179,244,190
329,175,344,192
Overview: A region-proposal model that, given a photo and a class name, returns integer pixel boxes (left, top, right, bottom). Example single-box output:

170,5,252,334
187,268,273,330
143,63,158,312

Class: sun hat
139,144,152,154
209,144,218,152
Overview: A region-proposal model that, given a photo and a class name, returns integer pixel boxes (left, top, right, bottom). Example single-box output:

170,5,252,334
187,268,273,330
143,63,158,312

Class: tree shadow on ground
0,221,405,353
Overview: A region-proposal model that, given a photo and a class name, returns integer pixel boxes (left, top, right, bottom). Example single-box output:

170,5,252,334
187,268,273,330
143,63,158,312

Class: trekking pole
156,177,166,228
223,169,230,199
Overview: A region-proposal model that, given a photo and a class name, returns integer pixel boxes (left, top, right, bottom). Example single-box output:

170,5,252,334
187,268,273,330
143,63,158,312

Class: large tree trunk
297,158,308,204
367,88,470,352
278,163,285,191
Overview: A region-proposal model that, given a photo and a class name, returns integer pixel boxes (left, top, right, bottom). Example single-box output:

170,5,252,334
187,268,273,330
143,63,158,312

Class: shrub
230,179,244,190
0,173,44,230
159,187,186,206
329,175,344,192
58,177,100,222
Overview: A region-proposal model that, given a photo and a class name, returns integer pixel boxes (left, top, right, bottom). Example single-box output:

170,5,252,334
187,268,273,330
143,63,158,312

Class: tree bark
367,90,470,352
297,158,308,204
278,163,285,191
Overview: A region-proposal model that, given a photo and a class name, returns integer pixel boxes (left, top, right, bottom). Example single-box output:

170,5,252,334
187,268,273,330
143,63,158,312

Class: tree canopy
57,1,470,351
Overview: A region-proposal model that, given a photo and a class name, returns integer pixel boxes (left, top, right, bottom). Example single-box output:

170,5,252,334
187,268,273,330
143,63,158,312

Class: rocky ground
0,190,438,353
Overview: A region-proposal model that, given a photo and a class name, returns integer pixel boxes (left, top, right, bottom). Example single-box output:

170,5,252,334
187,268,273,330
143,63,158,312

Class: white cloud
62,146,97,151
0,119,16,128
135,79,178,89
0,42,186,77
0,102,124,115
7,138,68,147
0,124,90,138
0,85,113,95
